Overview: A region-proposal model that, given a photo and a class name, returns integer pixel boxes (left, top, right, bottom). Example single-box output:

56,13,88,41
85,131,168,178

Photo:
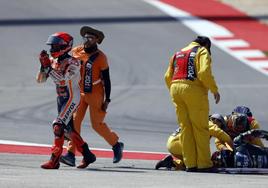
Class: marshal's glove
39,50,51,69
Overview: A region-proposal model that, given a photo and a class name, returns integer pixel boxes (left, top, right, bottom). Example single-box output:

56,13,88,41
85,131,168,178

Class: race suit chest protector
49,57,81,127
84,52,99,93
172,46,199,81
51,60,70,98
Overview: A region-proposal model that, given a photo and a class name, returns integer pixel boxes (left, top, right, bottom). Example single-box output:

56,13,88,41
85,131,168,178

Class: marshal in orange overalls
66,46,119,153
60,26,124,166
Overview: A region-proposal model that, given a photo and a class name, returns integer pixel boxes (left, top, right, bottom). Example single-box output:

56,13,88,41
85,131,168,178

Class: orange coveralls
67,45,119,153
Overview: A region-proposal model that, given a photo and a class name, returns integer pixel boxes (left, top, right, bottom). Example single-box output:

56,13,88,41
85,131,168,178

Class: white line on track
216,39,250,48
232,50,266,58
144,0,268,77
0,139,168,155
144,0,233,38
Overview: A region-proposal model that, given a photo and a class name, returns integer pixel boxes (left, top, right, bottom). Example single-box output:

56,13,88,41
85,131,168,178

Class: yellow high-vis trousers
170,82,212,169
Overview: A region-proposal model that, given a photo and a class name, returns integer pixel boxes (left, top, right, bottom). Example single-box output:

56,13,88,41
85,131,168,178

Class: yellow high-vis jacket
164,42,218,94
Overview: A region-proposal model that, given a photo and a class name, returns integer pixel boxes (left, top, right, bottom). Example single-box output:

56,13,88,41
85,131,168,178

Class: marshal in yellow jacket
164,39,220,169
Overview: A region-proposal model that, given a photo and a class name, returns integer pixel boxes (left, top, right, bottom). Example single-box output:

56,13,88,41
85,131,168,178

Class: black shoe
112,142,124,163
186,167,198,172
60,151,76,167
155,155,174,170
197,167,218,173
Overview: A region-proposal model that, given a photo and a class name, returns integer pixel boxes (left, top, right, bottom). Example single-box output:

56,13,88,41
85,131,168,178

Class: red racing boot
41,153,60,169
77,143,96,169
41,137,63,169
68,131,96,169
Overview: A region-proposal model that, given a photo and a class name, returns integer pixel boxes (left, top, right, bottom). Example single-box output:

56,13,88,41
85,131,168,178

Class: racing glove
39,50,51,69
248,129,268,140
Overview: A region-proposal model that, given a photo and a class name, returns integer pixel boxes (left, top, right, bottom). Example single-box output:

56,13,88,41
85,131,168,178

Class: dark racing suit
233,129,268,168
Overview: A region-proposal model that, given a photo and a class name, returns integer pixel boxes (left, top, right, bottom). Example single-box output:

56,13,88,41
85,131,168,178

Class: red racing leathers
37,54,95,169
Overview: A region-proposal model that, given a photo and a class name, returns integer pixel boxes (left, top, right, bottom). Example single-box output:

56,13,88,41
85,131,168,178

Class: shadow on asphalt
83,165,157,173
84,168,146,173
0,15,268,26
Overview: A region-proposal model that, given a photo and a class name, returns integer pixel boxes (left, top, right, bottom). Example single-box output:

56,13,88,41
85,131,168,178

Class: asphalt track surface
0,0,268,187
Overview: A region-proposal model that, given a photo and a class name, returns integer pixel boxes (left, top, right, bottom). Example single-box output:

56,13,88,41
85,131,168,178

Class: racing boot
60,151,76,167
41,135,64,169
155,155,175,170
77,143,96,169
112,142,124,163
41,153,60,169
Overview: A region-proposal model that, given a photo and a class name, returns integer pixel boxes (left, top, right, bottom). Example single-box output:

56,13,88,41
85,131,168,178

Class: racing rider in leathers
212,129,268,168
36,32,96,169
215,109,263,151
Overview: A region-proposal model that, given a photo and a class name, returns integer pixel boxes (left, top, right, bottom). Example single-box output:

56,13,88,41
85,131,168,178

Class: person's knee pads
52,120,64,137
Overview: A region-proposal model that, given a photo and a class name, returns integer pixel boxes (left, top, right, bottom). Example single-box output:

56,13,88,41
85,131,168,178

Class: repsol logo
86,63,92,69
62,102,76,123
187,59,195,80
85,63,92,86
187,52,196,80
85,75,91,86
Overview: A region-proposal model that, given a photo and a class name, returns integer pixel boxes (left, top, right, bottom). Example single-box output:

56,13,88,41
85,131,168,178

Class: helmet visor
46,36,66,45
